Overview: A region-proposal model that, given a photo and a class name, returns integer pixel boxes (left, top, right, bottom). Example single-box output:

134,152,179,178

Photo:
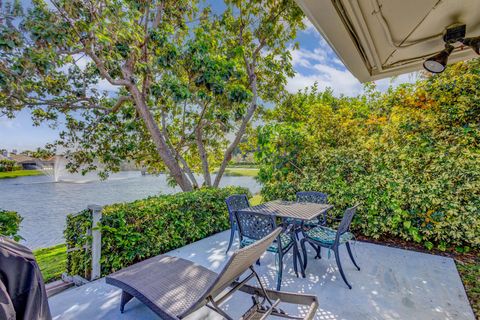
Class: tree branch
86,47,130,86
107,95,132,114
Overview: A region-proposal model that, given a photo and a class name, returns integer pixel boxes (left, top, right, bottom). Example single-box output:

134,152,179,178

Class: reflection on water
0,172,260,249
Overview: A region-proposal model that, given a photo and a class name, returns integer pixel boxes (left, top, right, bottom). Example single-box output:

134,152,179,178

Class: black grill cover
0,237,51,320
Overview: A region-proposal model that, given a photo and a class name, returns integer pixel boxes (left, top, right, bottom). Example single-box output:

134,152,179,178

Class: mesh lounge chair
225,194,251,253
106,228,318,319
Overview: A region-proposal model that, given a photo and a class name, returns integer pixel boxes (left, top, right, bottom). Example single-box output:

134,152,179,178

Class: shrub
0,159,20,172
0,209,23,241
65,209,92,279
256,60,480,252
65,186,250,277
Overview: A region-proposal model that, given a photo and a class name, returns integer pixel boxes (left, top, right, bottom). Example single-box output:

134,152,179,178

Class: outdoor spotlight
461,36,480,55
423,44,454,73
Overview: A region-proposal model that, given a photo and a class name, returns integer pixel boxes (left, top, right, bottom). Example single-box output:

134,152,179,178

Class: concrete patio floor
49,230,475,320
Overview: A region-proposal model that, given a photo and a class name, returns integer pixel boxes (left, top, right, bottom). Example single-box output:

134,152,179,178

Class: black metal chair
235,210,297,290
300,205,360,289
296,191,329,227
225,194,250,253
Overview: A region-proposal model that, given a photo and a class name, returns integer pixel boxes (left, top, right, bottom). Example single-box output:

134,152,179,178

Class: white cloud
287,64,363,96
302,18,317,35
291,47,327,68
0,118,19,129
288,43,418,97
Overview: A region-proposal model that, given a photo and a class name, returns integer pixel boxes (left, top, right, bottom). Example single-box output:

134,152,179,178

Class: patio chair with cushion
296,191,329,227
225,194,250,253
106,228,318,319
300,205,360,289
235,210,298,291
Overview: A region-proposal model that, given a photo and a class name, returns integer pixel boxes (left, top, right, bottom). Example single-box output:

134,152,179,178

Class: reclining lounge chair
106,228,318,319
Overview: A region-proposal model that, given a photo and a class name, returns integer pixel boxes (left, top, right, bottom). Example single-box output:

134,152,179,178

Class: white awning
295,0,480,82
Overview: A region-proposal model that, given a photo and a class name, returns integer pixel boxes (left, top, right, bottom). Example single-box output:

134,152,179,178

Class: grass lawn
33,244,67,283
250,194,263,205
222,167,259,177
0,170,43,179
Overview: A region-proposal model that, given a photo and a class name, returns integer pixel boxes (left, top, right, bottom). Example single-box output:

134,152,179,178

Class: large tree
0,0,304,190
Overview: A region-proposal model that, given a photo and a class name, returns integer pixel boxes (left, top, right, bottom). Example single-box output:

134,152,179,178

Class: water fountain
39,156,100,183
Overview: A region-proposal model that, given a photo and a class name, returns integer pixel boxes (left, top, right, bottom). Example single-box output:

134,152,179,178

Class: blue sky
0,5,416,152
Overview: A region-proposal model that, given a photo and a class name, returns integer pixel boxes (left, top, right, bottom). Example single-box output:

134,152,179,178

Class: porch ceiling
294,0,480,82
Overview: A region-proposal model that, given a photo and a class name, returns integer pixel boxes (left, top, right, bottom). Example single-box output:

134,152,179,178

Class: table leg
292,228,305,278
296,245,306,278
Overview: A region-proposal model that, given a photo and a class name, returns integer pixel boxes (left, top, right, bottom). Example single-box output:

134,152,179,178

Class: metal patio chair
235,210,298,291
225,194,250,253
296,191,329,227
300,205,360,289
106,228,318,319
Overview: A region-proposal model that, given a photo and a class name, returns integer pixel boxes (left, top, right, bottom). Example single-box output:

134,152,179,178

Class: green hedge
256,60,480,252
65,210,92,279
0,209,23,241
65,186,250,277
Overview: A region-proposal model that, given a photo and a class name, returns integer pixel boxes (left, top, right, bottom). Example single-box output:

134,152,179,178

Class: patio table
241,200,333,278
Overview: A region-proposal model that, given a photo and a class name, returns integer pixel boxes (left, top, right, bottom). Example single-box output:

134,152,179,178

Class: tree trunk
195,125,211,186
213,76,258,187
128,85,194,191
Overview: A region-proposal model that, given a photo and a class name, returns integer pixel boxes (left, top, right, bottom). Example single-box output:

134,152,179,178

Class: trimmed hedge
65,210,92,279
65,186,250,277
256,60,480,252
0,209,23,241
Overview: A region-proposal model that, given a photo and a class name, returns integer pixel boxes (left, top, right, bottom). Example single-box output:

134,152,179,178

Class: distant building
8,154,39,170
39,156,56,169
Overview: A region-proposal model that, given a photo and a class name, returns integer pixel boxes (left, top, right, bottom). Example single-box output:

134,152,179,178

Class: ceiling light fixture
423,24,480,73
461,36,480,55
423,44,454,73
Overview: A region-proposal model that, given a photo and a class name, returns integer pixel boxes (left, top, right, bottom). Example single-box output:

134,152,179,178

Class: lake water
0,172,260,249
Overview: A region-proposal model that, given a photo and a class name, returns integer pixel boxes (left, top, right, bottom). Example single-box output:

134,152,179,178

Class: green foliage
256,59,480,251
20,147,54,160
0,209,23,241
65,186,250,277
0,0,304,190
65,210,92,279
0,159,21,172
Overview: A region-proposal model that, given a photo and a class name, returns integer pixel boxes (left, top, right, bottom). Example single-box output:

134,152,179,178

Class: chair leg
296,244,306,278
334,247,352,289
276,253,283,291
309,242,321,259
346,242,360,271
120,290,134,313
300,238,308,270
292,246,298,277
225,224,235,253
